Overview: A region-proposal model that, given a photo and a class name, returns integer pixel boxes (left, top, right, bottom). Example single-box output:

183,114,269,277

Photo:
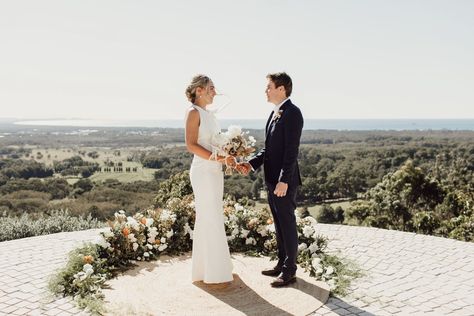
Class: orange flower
155,239,161,245
122,227,130,237
83,255,94,264
267,218,273,225
140,217,147,225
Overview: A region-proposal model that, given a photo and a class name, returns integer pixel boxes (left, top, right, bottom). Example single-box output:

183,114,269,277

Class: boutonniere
272,109,284,122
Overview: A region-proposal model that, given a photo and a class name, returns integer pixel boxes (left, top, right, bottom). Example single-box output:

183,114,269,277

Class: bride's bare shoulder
186,107,200,124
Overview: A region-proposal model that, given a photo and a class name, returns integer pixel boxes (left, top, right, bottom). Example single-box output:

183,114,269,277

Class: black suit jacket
249,99,303,188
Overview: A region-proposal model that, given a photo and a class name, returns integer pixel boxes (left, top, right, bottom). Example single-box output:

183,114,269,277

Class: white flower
128,233,137,243
212,133,228,147
94,236,111,249
158,244,168,252
166,229,174,238
184,223,193,239
160,209,170,220
325,266,335,275
248,136,256,144
133,242,139,251
82,264,94,278
160,237,166,244
227,125,242,138
309,242,319,254
245,237,257,245
302,225,314,238
127,217,139,230
85,268,94,277
118,210,125,214
103,229,114,239
311,258,321,269
240,229,250,238
257,226,268,237
234,203,244,212
83,264,93,272
231,227,239,237
146,218,154,227
316,267,324,275
146,244,153,250
266,224,275,233
143,252,150,258
147,237,155,244
229,214,238,222
298,243,308,251
304,216,317,225
327,279,336,290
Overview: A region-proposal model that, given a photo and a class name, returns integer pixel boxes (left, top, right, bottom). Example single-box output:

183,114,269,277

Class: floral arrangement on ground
49,195,360,315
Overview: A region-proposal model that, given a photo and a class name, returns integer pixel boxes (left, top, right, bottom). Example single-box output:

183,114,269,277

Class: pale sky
1,1,473,120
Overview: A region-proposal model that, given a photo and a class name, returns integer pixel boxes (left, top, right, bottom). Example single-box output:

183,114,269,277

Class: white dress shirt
273,97,290,114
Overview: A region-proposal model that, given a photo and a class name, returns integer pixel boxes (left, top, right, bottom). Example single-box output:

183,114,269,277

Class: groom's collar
273,98,290,112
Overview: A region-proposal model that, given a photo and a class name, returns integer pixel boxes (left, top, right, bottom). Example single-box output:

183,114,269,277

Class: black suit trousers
266,182,298,276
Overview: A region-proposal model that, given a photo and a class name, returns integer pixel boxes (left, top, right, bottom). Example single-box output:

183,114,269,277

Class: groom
240,72,303,287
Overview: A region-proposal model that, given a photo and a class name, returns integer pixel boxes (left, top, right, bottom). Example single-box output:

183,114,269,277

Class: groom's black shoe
261,266,282,277
270,273,296,287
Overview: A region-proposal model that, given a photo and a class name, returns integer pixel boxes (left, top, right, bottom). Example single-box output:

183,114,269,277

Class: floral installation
211,125,256,175
49,194,358,314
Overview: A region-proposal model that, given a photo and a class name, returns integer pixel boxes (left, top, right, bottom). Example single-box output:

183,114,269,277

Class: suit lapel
264,111,273,138
266,99,291,139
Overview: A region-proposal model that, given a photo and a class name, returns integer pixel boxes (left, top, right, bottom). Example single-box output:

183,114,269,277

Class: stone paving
0,229,102,316
1,225,474,315
312,224,474,316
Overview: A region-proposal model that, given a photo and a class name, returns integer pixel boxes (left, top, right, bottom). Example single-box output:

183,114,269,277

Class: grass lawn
89,167,156,183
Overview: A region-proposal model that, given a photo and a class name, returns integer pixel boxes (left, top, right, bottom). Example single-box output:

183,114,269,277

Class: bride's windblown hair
185,74,210,104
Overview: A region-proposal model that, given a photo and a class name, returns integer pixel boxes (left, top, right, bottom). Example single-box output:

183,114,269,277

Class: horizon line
3,117,474,121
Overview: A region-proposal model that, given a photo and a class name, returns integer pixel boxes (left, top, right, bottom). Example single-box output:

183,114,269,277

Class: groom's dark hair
267,72,292,97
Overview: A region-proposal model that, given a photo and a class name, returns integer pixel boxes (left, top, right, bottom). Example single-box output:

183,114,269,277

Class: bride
184,74,235,284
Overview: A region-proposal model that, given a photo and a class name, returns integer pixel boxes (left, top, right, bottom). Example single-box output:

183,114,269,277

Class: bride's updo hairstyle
185,74,211,104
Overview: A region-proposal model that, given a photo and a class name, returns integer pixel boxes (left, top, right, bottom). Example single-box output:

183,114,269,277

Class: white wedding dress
189,105,233,283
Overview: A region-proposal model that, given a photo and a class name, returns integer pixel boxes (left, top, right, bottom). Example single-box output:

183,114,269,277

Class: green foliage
0,158,53,179
347,160,474,241
316,204,344,224
53,156,99,177
48,243,110,315
0,210,104,242
153,171,193,207
73,178,94,196
0,178,70,199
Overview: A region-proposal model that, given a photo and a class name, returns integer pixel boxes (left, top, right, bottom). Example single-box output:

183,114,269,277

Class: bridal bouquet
211,125,256,175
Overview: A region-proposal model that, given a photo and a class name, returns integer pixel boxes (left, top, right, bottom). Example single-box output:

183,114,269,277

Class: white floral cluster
96,209,178,262
223,202,276,251
211,125,256,159
91,202,339,292
71,262,107,296
295,213,337,290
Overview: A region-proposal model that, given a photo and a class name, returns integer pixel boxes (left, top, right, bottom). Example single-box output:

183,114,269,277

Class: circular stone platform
102,253,329,315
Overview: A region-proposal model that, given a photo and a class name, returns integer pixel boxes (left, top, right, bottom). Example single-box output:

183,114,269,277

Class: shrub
0,210,104,242
316,204,344,224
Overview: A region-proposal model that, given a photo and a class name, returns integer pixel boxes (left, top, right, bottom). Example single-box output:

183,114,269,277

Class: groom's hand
236,162,252,175
274,182,288,197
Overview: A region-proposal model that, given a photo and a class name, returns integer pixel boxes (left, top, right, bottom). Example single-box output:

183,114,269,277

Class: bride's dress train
189,105,233,283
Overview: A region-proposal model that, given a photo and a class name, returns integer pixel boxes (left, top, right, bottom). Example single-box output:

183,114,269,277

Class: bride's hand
224,156,237,167
214,155,236,167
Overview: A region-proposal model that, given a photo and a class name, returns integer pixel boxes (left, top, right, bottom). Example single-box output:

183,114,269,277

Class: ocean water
13,119,474,130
